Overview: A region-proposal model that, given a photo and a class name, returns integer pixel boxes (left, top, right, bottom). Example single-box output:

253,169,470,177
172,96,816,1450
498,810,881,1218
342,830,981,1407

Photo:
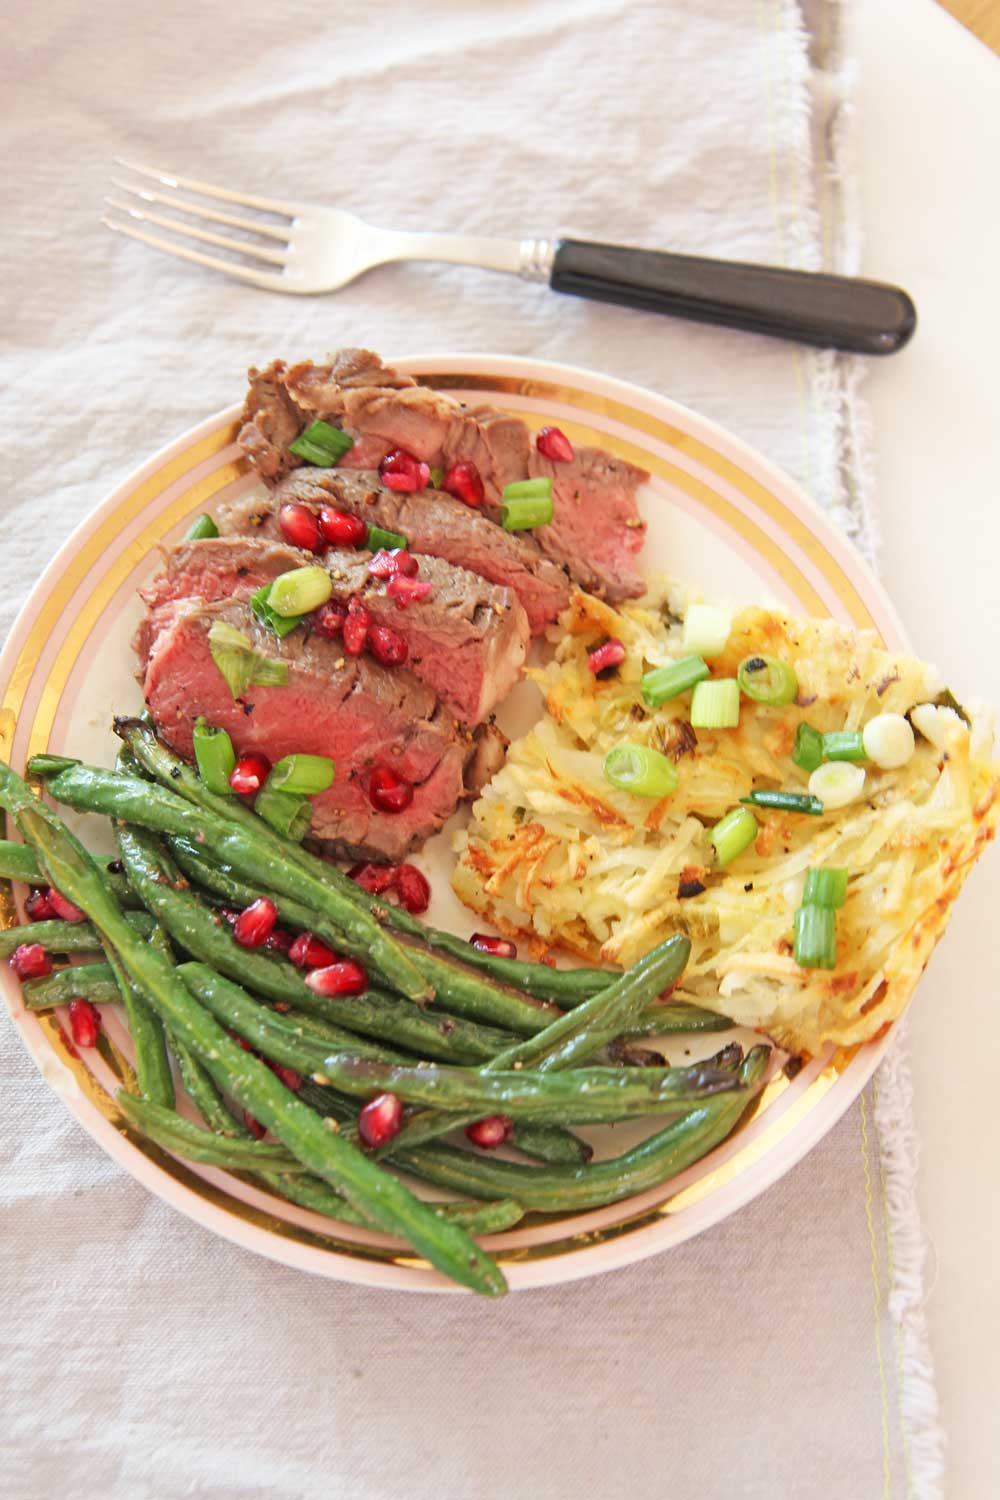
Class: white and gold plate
0,355,908,1292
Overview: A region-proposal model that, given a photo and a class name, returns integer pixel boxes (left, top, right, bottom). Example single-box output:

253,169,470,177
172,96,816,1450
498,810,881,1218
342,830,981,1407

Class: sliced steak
219,472,571,634
141,598,489,861
238,354,648,601
527,446,648,602
136,535,529,725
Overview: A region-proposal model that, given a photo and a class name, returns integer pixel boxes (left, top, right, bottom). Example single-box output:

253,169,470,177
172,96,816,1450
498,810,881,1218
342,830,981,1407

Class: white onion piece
862,713,915,770
809,761,866,810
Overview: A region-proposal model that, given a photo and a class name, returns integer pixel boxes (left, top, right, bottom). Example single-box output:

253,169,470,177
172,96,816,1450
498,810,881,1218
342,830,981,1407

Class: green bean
318,1054,741,1125
0,759,504,1296
102,944,175,1108
42,760,431,1004
0,838,136,904
21,962,119,1009
394,1046,771,1212
290,990,519,1065
628,1000,732,1035
24,753,80,777
170,1035,244,1136
113,722,606,1006
0,910,155,957
488,935,692,1074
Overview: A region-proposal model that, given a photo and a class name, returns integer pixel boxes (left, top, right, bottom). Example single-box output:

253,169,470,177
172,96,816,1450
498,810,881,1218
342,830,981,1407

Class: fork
104,159,915,356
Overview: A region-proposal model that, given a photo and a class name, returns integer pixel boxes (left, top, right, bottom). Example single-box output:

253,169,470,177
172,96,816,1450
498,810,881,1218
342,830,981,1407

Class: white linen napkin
0,2,943,1496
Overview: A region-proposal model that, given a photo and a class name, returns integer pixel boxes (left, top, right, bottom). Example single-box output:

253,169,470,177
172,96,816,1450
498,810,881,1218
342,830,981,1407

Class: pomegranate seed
278,502,323,553
24,888,57,921
442,461,485,508
394,864,430,914
311,599,348,640
379,449,430,493
10,942,53,979
470,933,518,960
358,1091,404,1149
267,1060,303,1092
232,897,278,949
342,597,370,656
348,862,397,895
587,639,627,676
264,927,293,954
304,959,369,997
229,1031,254,1052
229,752,271,795
368,767,414,815
317,506,367,548
536,426,574,463
368,623,409,667
48,889,87,923
288,931,339,969
386,575,433,609
465,1115,513,1149
68,997,101,1048
244,1112,267,1139
367,547,419,580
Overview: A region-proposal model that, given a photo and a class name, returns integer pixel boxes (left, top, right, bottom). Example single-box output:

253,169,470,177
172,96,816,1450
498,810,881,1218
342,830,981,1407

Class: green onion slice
254,785,313,841
690,679,740,730
793,904,837,969
192,718,236,795
250,583,305,639
428,467,445,489
184,513,219,541
288,420,355,467
709,806,758,865
268,566,333,618
681,604,731,659
792,722,824,772
267,754,335,795
640,656,709,708
366,525,409,553
603,743,680,799
208,621,288,701
802,868,849,909
737,654,798,705
740,789,823,816
500,478,553,532
821,730,867,763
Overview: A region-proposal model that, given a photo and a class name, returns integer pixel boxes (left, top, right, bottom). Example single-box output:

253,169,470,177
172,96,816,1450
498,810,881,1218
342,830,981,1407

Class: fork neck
377,230,555,283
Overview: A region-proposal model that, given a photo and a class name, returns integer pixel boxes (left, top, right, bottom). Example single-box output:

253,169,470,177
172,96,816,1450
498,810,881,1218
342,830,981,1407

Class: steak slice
219,471,571,635
136,535,529,725
141,598,494,860
238,354,648,602
527,446,648,602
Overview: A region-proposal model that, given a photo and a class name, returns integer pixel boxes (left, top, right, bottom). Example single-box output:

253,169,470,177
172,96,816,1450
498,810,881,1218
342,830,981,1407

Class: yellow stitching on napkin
861,1091,894,1499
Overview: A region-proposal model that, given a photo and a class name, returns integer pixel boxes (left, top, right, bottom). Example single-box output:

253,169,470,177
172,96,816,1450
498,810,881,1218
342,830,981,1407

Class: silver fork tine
104,198,288,266
103,217,285,290
114,157,298,219
109,177,290,242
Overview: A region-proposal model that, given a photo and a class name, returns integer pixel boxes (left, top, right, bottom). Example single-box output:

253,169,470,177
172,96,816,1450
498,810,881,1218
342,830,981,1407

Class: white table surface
852,3,1000,1495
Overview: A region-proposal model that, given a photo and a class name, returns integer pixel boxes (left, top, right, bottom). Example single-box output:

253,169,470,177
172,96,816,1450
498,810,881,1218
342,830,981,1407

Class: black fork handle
549,238,916,355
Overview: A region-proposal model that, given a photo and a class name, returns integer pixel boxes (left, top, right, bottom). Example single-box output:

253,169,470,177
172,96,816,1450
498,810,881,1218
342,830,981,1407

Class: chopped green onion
288,420,355,467
428,467,445,489
690,679,740,730
208,621,288,701
185,513,219,541
862,713,915,769
737,654,798,705
740,789,823,816
254,785,313,841
192,719,236,795
792,722,824,772
821,730,867,763
500,478,553,532
640,656,709,708
267,754,335,795
793,904,837,969
808,761,866,810
268,566,333,618
366,525,409,553
802,868,849,909
709,806,758,865
603,743,680,799
250,583,305,639
681,604,731,659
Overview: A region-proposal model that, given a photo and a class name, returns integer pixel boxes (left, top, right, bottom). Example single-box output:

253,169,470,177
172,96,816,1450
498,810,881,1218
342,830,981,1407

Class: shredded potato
453,587,1000,1057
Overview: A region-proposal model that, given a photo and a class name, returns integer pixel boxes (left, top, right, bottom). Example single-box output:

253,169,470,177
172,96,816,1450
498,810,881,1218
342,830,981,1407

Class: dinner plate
0,354,909,1293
